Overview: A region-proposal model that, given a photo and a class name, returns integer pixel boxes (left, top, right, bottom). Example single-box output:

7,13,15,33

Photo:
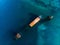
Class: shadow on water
9,14,39,45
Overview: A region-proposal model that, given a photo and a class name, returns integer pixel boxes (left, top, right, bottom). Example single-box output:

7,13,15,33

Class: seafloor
0,0,60,45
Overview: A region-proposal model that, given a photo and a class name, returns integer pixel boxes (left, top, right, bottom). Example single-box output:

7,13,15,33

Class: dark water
0,0,60,45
